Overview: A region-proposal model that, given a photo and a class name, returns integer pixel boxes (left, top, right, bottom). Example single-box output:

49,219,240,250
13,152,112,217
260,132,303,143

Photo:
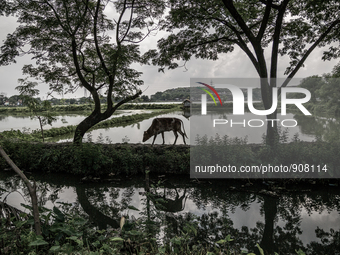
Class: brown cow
142,118,188,145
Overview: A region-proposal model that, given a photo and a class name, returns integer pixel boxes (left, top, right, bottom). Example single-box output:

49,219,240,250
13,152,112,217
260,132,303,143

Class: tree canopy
148,0,340,144
0,0,165,143
298,62,340,115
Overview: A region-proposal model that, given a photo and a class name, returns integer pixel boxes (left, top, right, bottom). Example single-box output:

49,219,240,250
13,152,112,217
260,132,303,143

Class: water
0,109,152,132
1,109,340,144
1,171,339,254
190,112,316,144
1,109,340,254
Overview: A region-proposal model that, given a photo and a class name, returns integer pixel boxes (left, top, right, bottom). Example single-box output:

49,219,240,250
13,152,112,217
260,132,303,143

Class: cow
142,117,188,145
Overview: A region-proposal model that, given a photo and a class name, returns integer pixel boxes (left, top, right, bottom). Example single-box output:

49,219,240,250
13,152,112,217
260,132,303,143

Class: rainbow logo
197,82,223,106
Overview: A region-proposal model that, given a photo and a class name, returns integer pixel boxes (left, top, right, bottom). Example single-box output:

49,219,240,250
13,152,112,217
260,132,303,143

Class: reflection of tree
260,196,277,254
1,172,340,254
307,227,340,255
189,182,340,254
294,114,340,142
76,186,119,229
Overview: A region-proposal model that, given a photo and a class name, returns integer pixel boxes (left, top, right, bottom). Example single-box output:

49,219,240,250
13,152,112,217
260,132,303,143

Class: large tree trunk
266,111,278,146
259,196,278,255
73,110,104,144
259,78,279,146
73,90,142,144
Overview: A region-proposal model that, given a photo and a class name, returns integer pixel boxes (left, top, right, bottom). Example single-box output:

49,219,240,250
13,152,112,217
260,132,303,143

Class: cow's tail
180,119,188,138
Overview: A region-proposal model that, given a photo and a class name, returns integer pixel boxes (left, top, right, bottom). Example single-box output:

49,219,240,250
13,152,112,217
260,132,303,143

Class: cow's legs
177,130,187,145
152,134,158,145
161,132,165,144
173,130,178,145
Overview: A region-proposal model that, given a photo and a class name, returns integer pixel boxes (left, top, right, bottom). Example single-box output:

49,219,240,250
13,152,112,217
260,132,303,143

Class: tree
141,95,149,102
1,0,165,144
0,93,7,105
297,62,340,116
150,0,340,145
8,95,20,105
16,78,57,142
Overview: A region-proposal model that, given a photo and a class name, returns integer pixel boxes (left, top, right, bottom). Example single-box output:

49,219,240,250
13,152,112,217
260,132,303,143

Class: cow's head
143,131,151,142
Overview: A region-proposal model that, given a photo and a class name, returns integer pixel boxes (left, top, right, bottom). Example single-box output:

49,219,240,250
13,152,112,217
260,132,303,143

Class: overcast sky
0,12,339,99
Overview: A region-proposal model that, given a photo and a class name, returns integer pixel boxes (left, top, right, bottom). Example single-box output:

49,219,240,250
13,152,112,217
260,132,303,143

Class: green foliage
0,0,167,143
150,87,190,101
148,0,340,145
0,195,277,255
0,201,121,254
1,197,310,254
15,79,57,142
192,130,340,178
0,140,189,176
2,128,340,178
192,134,258,172
152,0,340,76
296,65,340,116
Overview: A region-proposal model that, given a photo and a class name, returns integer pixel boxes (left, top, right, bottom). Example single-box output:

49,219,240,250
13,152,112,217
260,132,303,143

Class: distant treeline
0,86,263,106
0,103,180,114
149,87,262,102
0,95,99,106
150,87,190,102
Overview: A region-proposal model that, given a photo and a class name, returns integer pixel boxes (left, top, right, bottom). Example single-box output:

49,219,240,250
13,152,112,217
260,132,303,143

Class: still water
0,171,339,254
1,109,340,254
57,112,190,144
0,110,152,132
1,109,336,145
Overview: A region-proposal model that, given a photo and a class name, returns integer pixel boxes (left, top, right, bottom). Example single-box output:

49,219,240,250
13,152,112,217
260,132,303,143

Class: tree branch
112,90,142,112
221,0,257,43
270,0,290,83
43,0,72,36
116,0,128,45
236,40,260,75
280,19,340,90
73,0,90,35
120,0,135,42
94,0,110,77
257,0,273,41
259,0,280,10
0,146,42,236
71,39,95,99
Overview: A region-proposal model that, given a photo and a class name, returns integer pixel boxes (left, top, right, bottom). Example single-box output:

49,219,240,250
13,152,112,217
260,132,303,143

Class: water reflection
294,113,340,142
1,171,339,254
2,109,340,145
190,112,315,144
0,110,152,132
